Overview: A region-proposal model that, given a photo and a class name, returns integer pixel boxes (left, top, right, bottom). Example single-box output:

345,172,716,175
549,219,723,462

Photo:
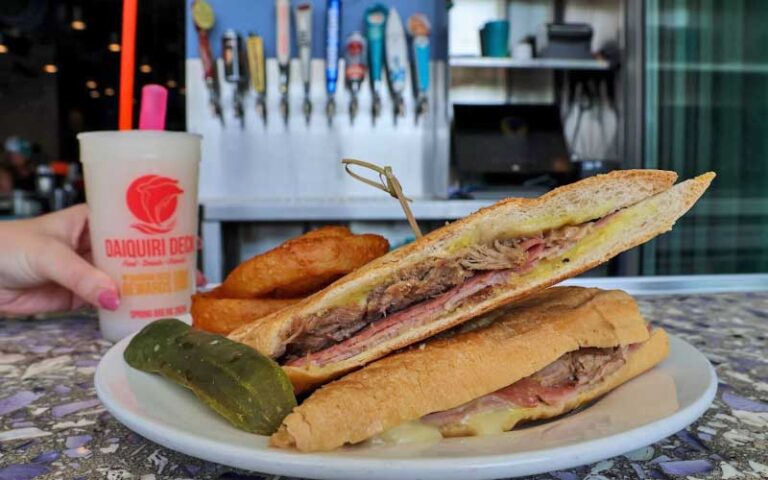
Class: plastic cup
78,131,201,342
480,20,510,57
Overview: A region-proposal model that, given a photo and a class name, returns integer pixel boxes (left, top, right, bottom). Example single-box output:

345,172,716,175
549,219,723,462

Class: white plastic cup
78,131,201,342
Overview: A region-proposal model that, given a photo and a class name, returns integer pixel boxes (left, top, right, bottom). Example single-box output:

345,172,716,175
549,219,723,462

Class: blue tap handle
325,0,341,95
413,36,430,94
365,4,387,84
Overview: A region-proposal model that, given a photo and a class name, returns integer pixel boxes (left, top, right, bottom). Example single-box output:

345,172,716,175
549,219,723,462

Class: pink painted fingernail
98,289,120,311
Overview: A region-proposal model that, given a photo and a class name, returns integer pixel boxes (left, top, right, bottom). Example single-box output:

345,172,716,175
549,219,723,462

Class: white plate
95,334,716,480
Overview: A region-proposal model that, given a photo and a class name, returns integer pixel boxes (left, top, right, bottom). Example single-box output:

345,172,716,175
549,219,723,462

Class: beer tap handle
325,0,341,126
276,0,291,126
365,5,387,126
344,32,366,126
407,13,431,124
295,2,313,125
384,7,408,125
247,34,267,125
192,0,224,125
222,30,246,129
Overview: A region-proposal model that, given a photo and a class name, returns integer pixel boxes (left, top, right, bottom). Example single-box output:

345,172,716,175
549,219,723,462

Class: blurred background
1,0,766,281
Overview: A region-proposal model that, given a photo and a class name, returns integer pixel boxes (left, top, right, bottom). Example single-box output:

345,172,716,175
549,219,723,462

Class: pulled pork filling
283,220,599,364
422,344,631,429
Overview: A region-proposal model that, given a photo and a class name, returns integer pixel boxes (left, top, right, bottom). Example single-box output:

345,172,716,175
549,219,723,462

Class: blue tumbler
480,20,510,57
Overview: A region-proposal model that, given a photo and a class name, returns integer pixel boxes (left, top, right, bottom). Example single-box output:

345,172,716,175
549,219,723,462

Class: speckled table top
1,292,767,480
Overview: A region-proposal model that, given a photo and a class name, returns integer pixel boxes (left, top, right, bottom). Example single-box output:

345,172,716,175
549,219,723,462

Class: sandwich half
271,287,669,452
229,170,710,392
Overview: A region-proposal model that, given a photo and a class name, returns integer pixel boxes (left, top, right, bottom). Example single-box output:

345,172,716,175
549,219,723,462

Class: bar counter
1,280,767,479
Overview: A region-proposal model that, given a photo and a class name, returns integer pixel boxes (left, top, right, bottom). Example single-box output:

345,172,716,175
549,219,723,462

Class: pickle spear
124,318,296,435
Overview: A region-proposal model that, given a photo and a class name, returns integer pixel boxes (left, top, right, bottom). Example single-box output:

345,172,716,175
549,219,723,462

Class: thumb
30,239,120,311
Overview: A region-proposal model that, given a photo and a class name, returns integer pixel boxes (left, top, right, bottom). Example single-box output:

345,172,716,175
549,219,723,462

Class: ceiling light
43,64,58,74
71,6,86,31
86,80,97,89
0,44,7,54
108,33,120,52
139,64,152,74
104,87,115,96
166,79,177,88
90,90,100,99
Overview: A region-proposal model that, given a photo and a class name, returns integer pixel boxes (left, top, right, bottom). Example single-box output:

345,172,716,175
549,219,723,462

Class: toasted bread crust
271,287,660,451
230,171,711,392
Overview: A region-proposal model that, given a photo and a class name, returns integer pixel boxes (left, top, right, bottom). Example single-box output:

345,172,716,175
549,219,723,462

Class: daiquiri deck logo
105,175,194,260
126,175,184,234
103,174,193,301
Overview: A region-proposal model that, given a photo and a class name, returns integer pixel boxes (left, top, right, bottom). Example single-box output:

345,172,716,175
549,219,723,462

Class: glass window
645,0,768,274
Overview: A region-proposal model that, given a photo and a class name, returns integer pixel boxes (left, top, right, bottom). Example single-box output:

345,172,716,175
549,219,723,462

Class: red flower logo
126,175,184,234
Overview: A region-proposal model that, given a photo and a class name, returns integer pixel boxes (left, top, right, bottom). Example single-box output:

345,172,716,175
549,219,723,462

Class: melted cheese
464,408,533,435
374,421,443,445
376,406,541,444
509,197,662,282
447,199,630,252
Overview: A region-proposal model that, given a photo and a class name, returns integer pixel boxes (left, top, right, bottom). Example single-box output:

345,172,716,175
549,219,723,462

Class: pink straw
138,84,168,130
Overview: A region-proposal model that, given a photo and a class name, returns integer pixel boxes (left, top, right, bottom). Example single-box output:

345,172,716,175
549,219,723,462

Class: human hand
0,204,120,315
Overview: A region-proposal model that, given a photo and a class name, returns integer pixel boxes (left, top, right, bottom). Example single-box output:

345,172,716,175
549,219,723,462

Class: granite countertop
1,292,767,480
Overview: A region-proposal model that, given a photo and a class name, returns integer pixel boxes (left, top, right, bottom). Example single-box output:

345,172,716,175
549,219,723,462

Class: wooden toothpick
341,159,423,239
